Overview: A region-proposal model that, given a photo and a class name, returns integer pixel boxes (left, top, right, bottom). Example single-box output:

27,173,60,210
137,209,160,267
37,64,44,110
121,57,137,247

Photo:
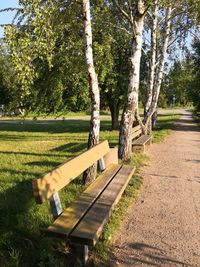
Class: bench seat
45,164,135,246
132,134,151,153
45,164,121,238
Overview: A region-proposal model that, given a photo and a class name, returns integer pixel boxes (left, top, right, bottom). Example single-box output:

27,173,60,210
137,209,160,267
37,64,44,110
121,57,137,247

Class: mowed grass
0,114,179,266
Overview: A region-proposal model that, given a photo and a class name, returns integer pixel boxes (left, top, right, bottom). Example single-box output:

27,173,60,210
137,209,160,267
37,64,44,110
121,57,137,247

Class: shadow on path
111,242,191,266
172,115,200,132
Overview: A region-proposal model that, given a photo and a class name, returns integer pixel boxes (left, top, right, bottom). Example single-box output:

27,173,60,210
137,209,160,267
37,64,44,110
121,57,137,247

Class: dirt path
110,110,200,267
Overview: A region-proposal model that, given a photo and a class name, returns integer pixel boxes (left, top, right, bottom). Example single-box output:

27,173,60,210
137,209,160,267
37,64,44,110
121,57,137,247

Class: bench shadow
110,242,191,266
0,165,84,266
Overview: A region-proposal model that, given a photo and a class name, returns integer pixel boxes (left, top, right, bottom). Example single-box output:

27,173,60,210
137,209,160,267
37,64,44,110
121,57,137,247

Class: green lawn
0,114,179,267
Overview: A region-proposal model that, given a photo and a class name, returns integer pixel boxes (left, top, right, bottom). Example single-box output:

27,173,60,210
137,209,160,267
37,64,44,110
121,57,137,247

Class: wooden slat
45,164,122,237
132,135,151,145
131,129,142,139
69,165,136,246
132,125,142,139
32,140,110,204
132,125,141,133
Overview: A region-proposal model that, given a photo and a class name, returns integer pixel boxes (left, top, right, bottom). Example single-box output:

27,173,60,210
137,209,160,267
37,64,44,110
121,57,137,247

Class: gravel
110,110,200,267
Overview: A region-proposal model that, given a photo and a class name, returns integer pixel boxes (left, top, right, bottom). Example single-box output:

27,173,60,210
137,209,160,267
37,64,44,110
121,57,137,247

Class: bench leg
147,139,152,145
76,244,89,266
132,145,144,153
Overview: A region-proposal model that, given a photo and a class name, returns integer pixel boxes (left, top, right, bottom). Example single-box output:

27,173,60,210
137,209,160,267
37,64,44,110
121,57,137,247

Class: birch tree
143,0,158,133
82,0,100,183
141,0,200,133
144,3,172,131
113,0,150,160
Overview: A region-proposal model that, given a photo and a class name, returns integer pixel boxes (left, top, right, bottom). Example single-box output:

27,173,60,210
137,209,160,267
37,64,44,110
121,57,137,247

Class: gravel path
110,110,200,267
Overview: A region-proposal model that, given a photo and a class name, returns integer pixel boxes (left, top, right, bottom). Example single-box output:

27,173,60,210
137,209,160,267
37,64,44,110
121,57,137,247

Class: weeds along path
110,110,200,267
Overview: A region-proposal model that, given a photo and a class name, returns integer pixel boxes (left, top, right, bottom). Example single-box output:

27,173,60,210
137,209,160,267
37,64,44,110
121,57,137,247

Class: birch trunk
144,0,158,134
82,0,100,184
118,7,145,160
109,101,120,130
145,5,172,128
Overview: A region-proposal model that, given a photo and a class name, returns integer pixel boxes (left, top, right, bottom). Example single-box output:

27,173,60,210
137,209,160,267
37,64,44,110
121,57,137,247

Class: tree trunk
109,102,120,130
144,0,158,134
145,5,172,129
152,111,157,129
118,8,145,160
82,0,100,184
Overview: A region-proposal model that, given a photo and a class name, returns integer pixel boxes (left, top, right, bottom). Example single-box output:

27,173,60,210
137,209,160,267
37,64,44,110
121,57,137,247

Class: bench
32,140,135,265
132,125,151,153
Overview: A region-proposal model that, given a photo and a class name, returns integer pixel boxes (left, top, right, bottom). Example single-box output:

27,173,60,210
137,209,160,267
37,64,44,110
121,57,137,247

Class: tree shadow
0,120,112,134
158,113,184,117
51,142,87,153
0,150,67,158
25,161,61,168
185,159,200,164
110,242,191,266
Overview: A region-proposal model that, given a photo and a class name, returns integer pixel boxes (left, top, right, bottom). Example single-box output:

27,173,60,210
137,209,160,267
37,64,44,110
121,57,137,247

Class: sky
0,0,19,37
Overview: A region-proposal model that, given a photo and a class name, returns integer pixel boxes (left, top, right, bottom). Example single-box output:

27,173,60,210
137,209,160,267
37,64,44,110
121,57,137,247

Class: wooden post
76,244,89,266
49,192,62,220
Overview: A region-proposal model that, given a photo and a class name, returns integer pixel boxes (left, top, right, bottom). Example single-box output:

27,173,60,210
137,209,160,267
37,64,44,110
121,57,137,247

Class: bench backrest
132,125,142,140
32,140,110,204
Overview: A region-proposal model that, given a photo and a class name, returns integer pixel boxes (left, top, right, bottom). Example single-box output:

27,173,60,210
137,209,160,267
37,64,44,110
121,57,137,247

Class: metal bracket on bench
98,157,106,171
49,192,63,220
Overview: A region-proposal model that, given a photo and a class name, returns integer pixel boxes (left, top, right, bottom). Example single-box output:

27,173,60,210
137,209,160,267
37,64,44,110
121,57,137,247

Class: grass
0,114,179,266
152,114,180,143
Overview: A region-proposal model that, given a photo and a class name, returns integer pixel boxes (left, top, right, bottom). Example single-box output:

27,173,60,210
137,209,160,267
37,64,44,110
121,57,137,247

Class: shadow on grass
0,178,40,266
0,120,112,134
157,113,184,117
0,167,84,266
0,150,67,158
51,142,87,153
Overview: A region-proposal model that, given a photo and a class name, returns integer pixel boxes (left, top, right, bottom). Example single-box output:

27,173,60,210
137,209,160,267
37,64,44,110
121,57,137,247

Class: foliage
187,39,200,111
4,1,90,114
159,58,193,107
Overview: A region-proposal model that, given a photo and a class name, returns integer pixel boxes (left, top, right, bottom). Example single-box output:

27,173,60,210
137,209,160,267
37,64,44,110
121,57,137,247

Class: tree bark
144,0,158,134
145,0,158,113
145,5,172,129
109,101,120,130
118,2,145,160
82,0,100,184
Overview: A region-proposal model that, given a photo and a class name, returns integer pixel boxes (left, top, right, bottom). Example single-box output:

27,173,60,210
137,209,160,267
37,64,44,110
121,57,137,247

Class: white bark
83,0,100,147
145,5,172,127
144,0,158,117
119,4,145,160
82,0,100,183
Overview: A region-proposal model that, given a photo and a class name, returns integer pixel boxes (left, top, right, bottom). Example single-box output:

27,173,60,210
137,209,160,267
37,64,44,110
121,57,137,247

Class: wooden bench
132,125,151,153
32,140,135,265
